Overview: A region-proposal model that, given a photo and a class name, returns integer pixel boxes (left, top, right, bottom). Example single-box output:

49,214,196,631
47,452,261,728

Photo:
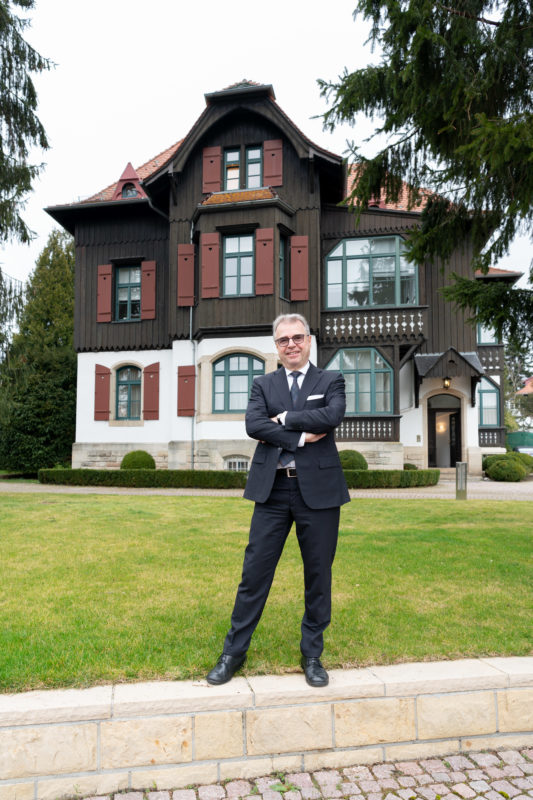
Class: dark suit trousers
223,472,340,658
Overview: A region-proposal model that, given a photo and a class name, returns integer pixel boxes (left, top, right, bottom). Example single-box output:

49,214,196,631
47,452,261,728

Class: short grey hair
273,314,310,338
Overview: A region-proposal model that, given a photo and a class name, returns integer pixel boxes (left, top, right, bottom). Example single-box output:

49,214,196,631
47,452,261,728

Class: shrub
511,452,533,473
483,451,533,476
120,450,156,470
485,458,527,482
338,449,368,470
343,469,439,488
403,462,418,470
39,468,247,489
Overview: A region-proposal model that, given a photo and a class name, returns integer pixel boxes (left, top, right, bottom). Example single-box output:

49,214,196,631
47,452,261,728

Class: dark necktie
289,370,301,407
279,371,302,467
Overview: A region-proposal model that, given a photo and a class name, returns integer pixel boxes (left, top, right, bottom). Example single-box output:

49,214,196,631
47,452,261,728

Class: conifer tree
319,0,533,347
0,0,51,243
0,230,75,471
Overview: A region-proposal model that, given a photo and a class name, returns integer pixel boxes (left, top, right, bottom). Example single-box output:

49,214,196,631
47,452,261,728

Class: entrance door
427,394,461,468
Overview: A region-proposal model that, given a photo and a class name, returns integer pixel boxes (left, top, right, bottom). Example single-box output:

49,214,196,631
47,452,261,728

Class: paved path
82,749,533,800
0,476,532,500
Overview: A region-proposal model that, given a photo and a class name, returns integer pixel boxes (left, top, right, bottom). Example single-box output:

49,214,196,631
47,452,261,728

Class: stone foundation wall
0,658,531,800
72,443,169,470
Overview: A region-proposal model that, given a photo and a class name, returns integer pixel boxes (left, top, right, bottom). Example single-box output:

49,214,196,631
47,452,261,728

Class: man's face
274,319,312,371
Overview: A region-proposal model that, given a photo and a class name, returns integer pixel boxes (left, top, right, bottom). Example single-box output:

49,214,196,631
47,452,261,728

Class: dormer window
122,183,138,198
224,146,263,190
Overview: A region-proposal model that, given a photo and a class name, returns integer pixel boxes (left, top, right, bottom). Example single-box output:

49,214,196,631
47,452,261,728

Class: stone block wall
0,658,532,799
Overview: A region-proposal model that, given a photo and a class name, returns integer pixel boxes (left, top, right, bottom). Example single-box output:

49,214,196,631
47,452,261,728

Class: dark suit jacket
243,363,351,509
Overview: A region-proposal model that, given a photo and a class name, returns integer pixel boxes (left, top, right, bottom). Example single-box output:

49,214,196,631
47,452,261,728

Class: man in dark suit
207,314,350,687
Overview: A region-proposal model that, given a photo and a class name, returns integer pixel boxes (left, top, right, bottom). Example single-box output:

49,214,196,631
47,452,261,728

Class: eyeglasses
275,334,307,348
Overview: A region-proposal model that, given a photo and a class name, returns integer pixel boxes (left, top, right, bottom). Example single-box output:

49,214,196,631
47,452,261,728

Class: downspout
189,220,197,470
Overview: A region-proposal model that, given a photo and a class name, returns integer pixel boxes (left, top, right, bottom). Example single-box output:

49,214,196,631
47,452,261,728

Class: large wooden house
47,81,516,474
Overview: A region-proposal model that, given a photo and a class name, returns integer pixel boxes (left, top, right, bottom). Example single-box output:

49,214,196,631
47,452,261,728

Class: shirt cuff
277,411,288,425
298,432,306,447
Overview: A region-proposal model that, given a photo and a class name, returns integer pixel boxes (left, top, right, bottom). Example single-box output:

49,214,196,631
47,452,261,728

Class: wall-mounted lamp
437,421,447,433
443,377,451,389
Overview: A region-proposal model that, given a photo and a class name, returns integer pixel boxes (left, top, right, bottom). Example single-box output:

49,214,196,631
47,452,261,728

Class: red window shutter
200,233,220,298
143,362,160,420
141,260,156,320
94,364,111,420
263,139,283,186
290,236,309,301
97,264,112,322
178,366,195,416
255,228,274,295
177,244,195,306
202,146,222,193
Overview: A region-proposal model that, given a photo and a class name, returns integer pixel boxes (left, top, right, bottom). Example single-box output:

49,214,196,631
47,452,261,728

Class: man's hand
304,432,326,443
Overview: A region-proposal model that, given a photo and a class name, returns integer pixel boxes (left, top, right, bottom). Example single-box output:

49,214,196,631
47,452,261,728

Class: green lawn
0,493,531,692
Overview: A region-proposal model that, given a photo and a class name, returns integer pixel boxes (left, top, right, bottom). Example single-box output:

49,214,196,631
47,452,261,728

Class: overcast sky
1,0,530,288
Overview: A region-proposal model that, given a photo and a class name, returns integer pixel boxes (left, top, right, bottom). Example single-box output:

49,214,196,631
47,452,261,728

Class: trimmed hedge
38,468,248,489
344,469,440,489
38,467,440,490
485,459,527,483
338,450,368,470
120,450,156,470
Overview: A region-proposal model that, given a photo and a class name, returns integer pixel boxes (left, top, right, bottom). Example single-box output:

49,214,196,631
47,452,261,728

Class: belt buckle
286,467,297,478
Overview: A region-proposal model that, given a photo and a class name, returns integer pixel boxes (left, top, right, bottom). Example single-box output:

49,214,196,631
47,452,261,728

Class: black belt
276,467,298,478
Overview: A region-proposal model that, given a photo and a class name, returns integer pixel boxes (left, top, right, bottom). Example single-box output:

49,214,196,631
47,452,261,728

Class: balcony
321,307,427,344
478,427,506,447
477,344,504,372
335,416,401,442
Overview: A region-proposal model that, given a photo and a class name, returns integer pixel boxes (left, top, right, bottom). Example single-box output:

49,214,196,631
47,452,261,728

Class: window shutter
255,228,274,295
202,146,222,193
200,233,220,298
94,364,111,420
141,260,156,319
143,362,160,420
177,244,195,306
290,236,309,301
97,264,112,322
178,365,195,416
263,139,283,186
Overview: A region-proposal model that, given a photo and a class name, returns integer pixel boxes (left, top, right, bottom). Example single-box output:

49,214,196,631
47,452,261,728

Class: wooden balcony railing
477,345,504,372
321,308,427,344
335,416,401,442
478,427,506,447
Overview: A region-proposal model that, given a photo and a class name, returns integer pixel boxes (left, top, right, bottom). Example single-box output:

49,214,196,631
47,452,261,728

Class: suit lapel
271,366,292,410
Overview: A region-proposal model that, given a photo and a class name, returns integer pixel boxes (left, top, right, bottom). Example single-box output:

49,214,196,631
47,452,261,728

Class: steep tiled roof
346,163,431,212
83,140,183,204
516,376,533,396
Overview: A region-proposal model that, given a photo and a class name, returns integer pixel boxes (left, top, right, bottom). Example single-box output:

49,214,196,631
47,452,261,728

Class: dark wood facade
47,81,507,453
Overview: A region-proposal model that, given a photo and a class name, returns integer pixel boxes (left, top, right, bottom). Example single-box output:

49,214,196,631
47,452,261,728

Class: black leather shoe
300,655,329,687
206,653,246,685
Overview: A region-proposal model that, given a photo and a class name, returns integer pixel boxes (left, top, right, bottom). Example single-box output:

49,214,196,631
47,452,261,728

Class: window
477,378,500,426
213,354,264,412
279,235,289,299
477,323,499,344
225,457,250,472
223,235,254,296
325,348,393,414
116,266,141,320
121,182,138,198
116,366,141,419
224,146,262,190
325,236,417,309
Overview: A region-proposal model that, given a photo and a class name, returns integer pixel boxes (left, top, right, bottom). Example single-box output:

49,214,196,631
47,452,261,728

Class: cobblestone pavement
82,749,533,800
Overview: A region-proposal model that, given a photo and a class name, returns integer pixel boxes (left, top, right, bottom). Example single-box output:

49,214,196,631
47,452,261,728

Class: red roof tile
516,377,533,396
83,139,183,204
345,163,431,211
